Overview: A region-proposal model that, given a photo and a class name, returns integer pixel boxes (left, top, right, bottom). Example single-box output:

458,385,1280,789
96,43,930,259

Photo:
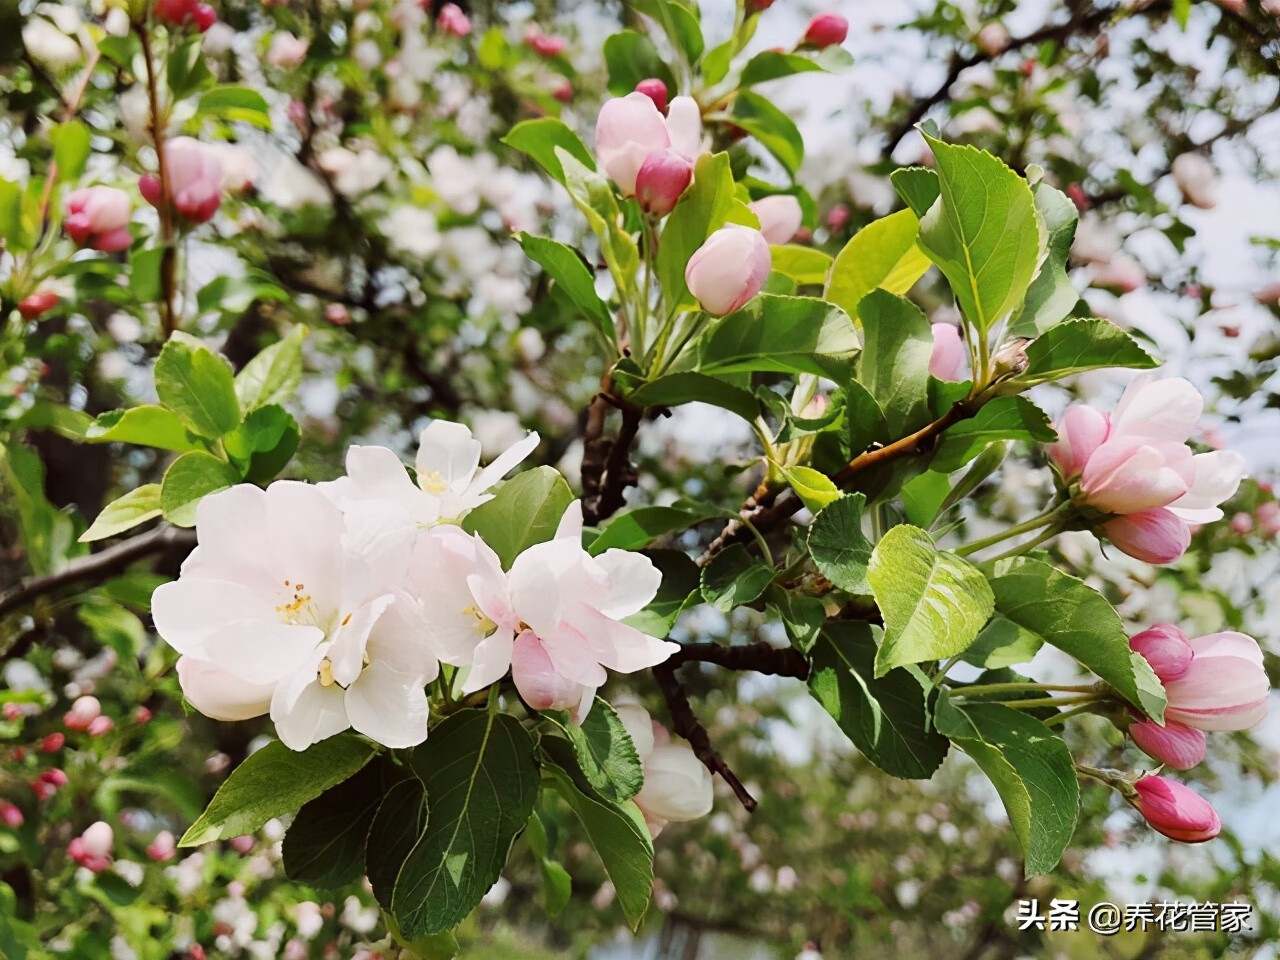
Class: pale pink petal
344,662,429,748
176,657,273,722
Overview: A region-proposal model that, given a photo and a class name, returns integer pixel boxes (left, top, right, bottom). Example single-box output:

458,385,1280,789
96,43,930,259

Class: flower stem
978,694,1102,710
1044,703,1098,727
949,681,1097,697
953,502,1070,557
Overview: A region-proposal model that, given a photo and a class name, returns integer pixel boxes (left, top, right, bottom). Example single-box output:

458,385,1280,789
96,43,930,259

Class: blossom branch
0,525,194,622
581,388,643,525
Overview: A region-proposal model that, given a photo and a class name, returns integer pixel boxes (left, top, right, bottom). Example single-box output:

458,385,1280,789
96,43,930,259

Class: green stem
953,502,1070,557
930,653,965,689
1044,703,1098,727
984,523,1064,563
949,681,1097,697
975,694,1102,710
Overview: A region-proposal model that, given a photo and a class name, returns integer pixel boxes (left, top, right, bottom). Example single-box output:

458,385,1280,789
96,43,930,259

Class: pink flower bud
1129,718,1206,770
144,137,223,223
18,290,60,320
803,12,849,49
80,820,114,859
928,323,966,382
41,768,69,788
634,78,669,115
635,150,692,216
229,834,255,854
595,93,672,196
1102,508,1191,564
134,706,152,725
748,195,803,245
634,743,714,824
40,732,65,753
3,704,21,722
1230,511,1253,535
1048,405,1110,480
551,80,573,103
147,830,177,862
511,630,590,717
0,802,24,828
1066,182,1089,211
825,203,850,231
1258,501,1280,536
1129,624,1193,682
31,780,56,801
436,2,471,36
1132,775,1220,843
1163,631,1269,731
1092,254,1146,292
684,225,771,316
154,0,217,32
64,187,132,252
64,695,101,731
86,715,114,737
524,26,566,57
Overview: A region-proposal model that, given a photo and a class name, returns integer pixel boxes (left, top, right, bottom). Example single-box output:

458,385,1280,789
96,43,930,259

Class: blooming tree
2,0,1279,956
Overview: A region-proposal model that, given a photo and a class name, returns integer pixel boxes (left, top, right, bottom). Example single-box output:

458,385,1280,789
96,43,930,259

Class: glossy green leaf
857,290,933,434
590,501,725,554
159,451,240,527
223,404,300,484
602,29,676,95
84,406,201,452
234,325,307,412
366,778,429,909
518,233,613,342
1019,318,1159,385
545,698,644,802
700,543,774,612
623,549,701,638
283,761,398,890
739,47,852,87
770,244,833,286
731,91,805,177
825,209,931,321
931,397,1055,472
624,372,759,421
153,332,241,439
807,493,873,594
868,524,995,676
502,119,595,185
809,622,950,778
1008,180,1080,335
79,484,162,543
462,466,575,569
179,735,376,846
50,120,91,182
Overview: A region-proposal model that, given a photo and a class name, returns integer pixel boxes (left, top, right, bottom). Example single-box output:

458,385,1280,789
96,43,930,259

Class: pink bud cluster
68,821,113,873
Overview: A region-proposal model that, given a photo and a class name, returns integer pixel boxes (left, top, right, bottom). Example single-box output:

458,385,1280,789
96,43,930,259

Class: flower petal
176,657,273,722
344,662,429,748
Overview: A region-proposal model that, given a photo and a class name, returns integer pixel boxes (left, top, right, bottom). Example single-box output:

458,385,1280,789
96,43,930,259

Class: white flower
317,147,393,197
321,420,538,526
152,482,437,751
340,896,379,934
616,702,714,835
410,502,674,710
381,206,441,259
1172,152,1217,209
22,17,82,70
427,146,493,215
293,902,324,940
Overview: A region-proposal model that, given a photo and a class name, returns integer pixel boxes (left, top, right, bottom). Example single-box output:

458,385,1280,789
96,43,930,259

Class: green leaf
197,86,272,129
963,614,1046,669
560,151,640,301
602,30,676,95
701,39,736,86
283,761,397,890
916,133,1044,333
392,710,539,938
77,598,146,660
153,332,241,439
234,325,307,412
518,234,613,343
931,397,1055,472
180,735,377,846
0,179,32,251
900,470,953,528
869,524,995,676
223,404,300,484
783,465,840,513
545,699,644,802
461,466,574,569
79,485,162,543
856,290,933,434
160,451,240,527
543,739,654,929
1020,318,1159,385
769,245,832,286
982,556,1167,721
657,152,738,311
623,549,701,639
739,47,852,87
366,778,429,909
502,119,595,185
624,372,759,421
50,120,91,182
590,501,724,554
632,0,704,61
766,586,826,652
700,543,774,612
166,32,213,98
808,622,949,778
807,493,873,594
934,698,1078,875
196,272,290,315
84,406,202,452
731,91,805,177
679,294,859,380
890,166,940,217
1008,181,1080,335
825,208,932,321
129,246,164,302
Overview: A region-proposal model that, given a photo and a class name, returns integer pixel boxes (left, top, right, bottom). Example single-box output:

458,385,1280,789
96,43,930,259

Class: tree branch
580,387,643,525
652,643,811,813
0,525,194,622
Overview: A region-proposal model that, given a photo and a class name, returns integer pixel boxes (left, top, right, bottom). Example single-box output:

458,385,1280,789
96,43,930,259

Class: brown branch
883,0,1172,155
652,642,812,812
580,385,643,525
0,525,194,622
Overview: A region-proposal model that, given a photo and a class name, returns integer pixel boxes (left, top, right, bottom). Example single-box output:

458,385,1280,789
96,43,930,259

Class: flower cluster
153,423,675,750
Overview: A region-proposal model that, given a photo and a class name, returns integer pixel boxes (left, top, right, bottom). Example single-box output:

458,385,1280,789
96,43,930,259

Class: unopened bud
634,78,668,115
636,150,693,216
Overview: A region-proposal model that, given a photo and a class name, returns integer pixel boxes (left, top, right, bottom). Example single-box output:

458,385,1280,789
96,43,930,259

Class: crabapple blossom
594,92,702,196
635,78,668,114
524,26,567,57
1131,775,1220,843
1129,718,1206,769
928,323,966,381
437,3,471,36
409,502,674,713
748,195,803,245
0,802,23,828
140,138,223,223
616,703,714,836
1172,153,1217,209
266,32,310,68
319,420,539,526
65,187,132,252
1161,631,1269,731
635,150,693,216
1128,624,1193,680
147,831,177,863
64,695,101,731
803,13,849,49
154,0,217,32
975,22,1011,56
152,482,438,751
18,291,60,320
684,225,771,315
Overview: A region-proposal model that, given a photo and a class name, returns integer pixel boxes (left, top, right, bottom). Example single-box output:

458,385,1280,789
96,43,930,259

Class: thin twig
0,525,194,622
137,23,179,336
